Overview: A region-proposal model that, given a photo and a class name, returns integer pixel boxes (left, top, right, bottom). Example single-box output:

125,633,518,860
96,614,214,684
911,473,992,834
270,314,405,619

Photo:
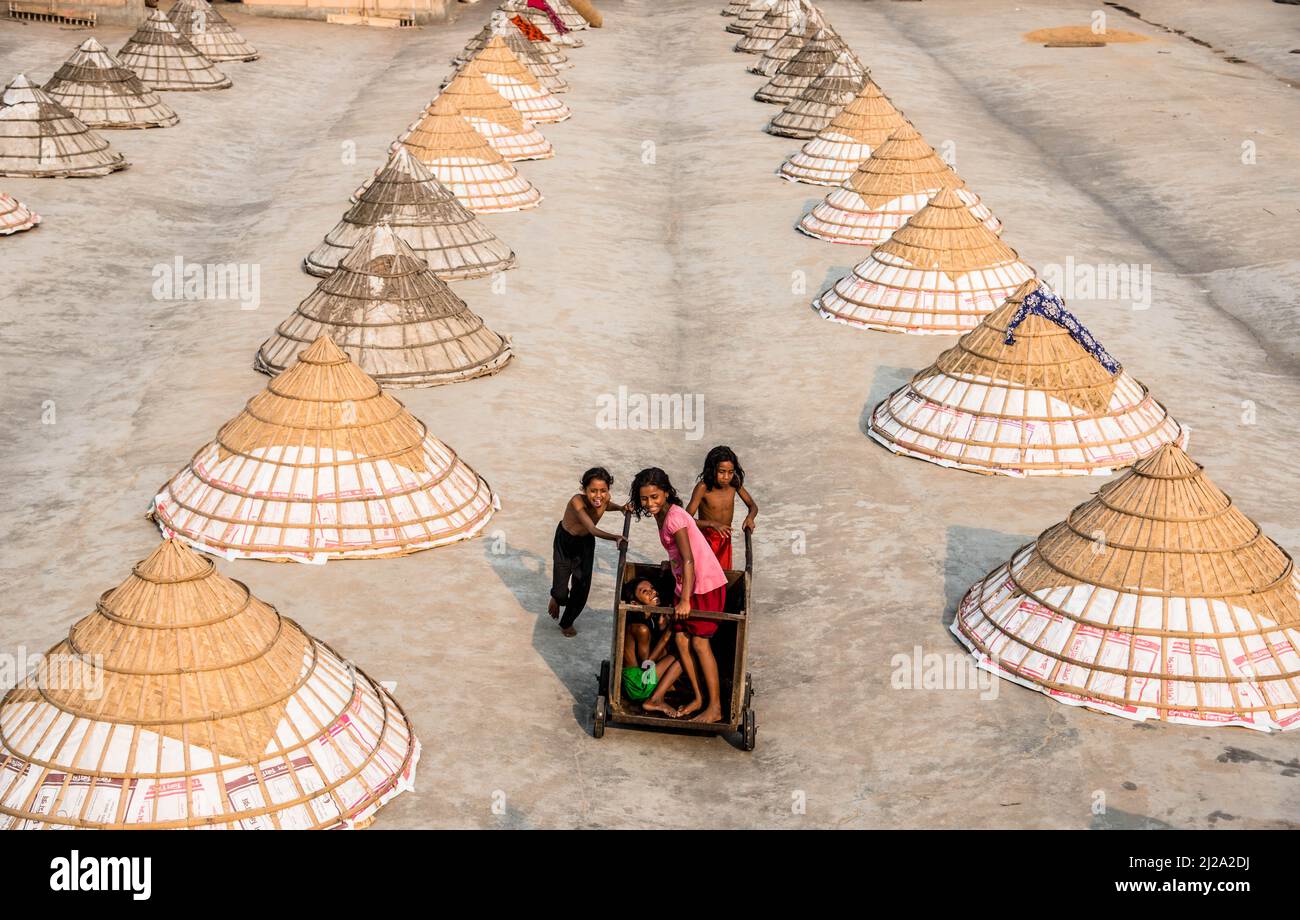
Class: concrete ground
2,0,1299,829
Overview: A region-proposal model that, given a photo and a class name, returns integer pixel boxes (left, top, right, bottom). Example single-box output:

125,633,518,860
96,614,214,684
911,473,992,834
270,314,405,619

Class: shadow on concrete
942,524,1033,631
1089,808,1174,830
859,364,917,436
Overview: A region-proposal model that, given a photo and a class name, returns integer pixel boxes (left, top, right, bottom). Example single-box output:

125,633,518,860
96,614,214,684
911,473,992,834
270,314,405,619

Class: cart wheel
598,659,611,696
593,695,607,739
741,709,756,752
744,673,754,710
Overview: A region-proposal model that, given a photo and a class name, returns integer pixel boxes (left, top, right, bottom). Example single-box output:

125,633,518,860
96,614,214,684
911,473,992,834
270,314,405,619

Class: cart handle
621,603,745,624
744,527,753,576
611,511,632,613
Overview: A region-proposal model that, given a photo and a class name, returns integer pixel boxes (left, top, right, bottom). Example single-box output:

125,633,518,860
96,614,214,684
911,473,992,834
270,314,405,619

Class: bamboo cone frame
727,0,774,35
394,94,542,213
0,540,421,828
468,35,572,124
779,81,908,186
755,28,860,105
735,0,804,52
0,76,129,178
868,279,1187,477
549,0,589,31
117,10,231,92
306,147,515,280
43,38,180,130
0,191,40,233
434,60,554,162
265,223,514,387
501,0,583,48
747,19,812,77
766,51,865,139
799,124,1001,246
722,0,749,15
512,17,572,71
456,18,569,93
152,336,501,562
814,188,1036,334
167,0,259,63
954,445,1300,731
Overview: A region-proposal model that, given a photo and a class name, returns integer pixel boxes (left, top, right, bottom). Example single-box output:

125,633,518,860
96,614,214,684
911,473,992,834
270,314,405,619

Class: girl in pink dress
630,467,729,723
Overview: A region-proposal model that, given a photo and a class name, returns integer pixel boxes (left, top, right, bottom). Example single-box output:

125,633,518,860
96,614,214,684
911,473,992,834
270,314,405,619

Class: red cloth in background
527,0,570,33
511,14,549,42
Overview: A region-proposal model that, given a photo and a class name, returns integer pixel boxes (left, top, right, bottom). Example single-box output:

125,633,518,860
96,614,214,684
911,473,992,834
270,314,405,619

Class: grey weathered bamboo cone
44,38,179,129
0,75,128,177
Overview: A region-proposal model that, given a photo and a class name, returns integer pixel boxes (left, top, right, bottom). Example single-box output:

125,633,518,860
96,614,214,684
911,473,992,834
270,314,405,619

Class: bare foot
673,696,704,719
561,626,577,638
642,699,676,716
690,706,723,724
548,597,560,620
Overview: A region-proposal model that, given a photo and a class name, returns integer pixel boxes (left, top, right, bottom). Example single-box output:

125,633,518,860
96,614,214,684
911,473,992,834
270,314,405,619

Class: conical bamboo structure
755,27,859,104
167,0,259,62
0,539,421,828
504,0,582,47
152,336,501,562
395,94,542,213
505,13,572,70
867,279,1186,476
0,75,128,178
550,0,589,31
117,10,232,91
43,38,179,130
266,225,512,387
0,191,40,234
727,0,772,35
469,35,572,123
814,189,1036,334
434,60,553,161
722,0,749,15
954,444,1300,731
459,15,568,92
747,17,811,76
767,51,865,139
735,0,802,52
798,124,1000,246
307,147,515,280
779,81,907,186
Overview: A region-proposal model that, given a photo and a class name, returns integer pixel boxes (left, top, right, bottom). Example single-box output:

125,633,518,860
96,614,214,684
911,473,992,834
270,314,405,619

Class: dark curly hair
581,466,613,489
628,467,681,519
699,445,744,491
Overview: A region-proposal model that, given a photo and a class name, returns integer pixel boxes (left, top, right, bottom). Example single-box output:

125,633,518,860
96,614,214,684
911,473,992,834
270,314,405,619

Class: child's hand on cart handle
674,596,691,620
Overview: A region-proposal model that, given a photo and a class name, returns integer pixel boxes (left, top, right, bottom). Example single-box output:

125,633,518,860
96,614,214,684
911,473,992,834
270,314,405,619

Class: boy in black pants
549,467,630,637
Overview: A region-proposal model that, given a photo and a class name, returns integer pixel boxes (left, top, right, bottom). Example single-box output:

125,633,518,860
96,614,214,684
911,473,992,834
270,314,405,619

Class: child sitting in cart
630,467,729,723
620,577,685,711
549,467,631,637
687,445,758,569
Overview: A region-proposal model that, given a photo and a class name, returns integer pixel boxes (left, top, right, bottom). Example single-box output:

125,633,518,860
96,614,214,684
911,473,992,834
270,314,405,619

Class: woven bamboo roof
470,35,572,123
867,279,1186,476
396,94,542,213
0,75,128,178
954,444,1300,731
118,10,231,91
0,539,420,828
780,81,908,186
435,60,553,161
153,335,500,561
798,123,1001,246
735,0,803,52
815,188,1036,334
767,50,866,139
43,38,179,130
167,0,259,62
0,191,39,234
727,0,776,35
747,17,811,76
306,147,515,280
755,27,859,104
266,224,513,387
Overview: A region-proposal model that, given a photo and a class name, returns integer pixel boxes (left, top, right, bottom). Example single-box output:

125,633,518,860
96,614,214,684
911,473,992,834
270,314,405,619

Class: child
687,446,758,570
619,578,684,712
550,467,629,637
629,467,728,723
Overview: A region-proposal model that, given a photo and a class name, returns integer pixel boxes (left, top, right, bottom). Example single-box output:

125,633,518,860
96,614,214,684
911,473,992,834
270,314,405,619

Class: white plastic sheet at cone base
780,131,874,186
389,147,542,214
0,650,422,827
952,554,1300,732
800,188,1001,246
151,442,500,563
480,73,571,123
868,372,1188,477
813,256,1036,334
460,113,553,162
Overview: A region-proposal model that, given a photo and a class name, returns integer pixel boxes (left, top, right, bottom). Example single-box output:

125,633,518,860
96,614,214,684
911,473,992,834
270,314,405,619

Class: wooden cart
592,515,755,750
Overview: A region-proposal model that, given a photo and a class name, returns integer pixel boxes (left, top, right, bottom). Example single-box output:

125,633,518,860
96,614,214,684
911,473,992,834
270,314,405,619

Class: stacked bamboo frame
954,444,1300,731
504,0,583,48
395,94,542,213
0,75,129,178
265,223,513,387
0,539,421,829
307,147,515,280
511,14,572,70
747,17,812,77
727,0,774,35
468,35,572,123
779,81,907,186
0,191,40,234
549,0,589,31
434,60,554,162
867,279,1186,476
814,188,1036,334
460,15,568,93
167,0,259,62
117,10,231,91
755,27,859,105
735,0,803,53
152,335,501,562
798,123,1000,246
722,0,750,15
43,38,180,130
766,50,865,139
